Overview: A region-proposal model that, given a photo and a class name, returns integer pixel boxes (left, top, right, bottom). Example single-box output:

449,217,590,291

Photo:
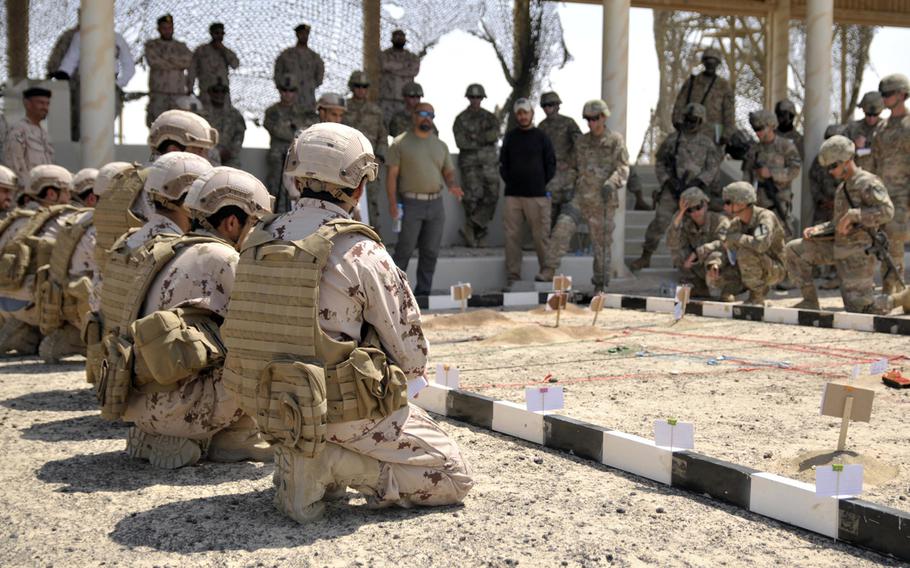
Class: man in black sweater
499,98,557,287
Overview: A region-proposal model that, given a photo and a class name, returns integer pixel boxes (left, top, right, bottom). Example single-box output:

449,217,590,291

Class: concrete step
624,240,670,256
624,254,673,268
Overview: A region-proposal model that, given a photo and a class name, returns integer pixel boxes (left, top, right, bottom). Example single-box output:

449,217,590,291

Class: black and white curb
413,384,910,561
415,292,910,336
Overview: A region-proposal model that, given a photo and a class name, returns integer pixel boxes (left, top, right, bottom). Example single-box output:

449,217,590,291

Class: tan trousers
503,196,551,282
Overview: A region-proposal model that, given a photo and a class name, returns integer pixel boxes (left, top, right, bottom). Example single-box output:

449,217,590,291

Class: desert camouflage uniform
264,103,317,213
125,213,183,250
187,43,239,104
122,232,244,439
542,130,630,289
703,206,786,295
672,73,735,145
644,130,721,254
453,107,501,240
204,103,246,168
784,168,895,313
667,211,739,295
144,38,193,126
0,115,7,163
379,48,420,122
871,113,910,292
273,46,324,112
344,98,388,231
742,136,801,229
809,156,839,225
845,119,881,171
538,112,581,226
3,119,54,188
267,197,473,505
776,128,804,159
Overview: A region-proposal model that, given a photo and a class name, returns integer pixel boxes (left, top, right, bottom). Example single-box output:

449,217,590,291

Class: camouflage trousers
146,93,182,128
458,151,500,239
756,186,794,236
643,189,678,254
122,367,244,440
729,247,785,293
364,169,387,235
322,404,473,507
545,189,616,288
267,143,292,214
882,190,909,292
546,168,576,228
687,254,743,296
785,238,895,313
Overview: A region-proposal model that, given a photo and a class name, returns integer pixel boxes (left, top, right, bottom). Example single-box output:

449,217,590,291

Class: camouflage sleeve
858,177,894,228
666,221,686,267
870,132,883,176
452,114,472,150
741,147,756,184
225,46,240,69
696,139,722,188
481,113,500,146
721,84,736,143
4,128,27,182
272,52,287,85
808,160,825,202
605,135,630,192
228,109,246,156
263,106,281,138
670,77,691,128
737,211,775,253
376,113,389,159
771,140,801,186
187,49,200,93
654,136,672,186
314,54,325,88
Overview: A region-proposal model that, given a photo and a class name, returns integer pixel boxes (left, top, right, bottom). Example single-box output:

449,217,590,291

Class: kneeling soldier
222,122,474,522
784,135,910,313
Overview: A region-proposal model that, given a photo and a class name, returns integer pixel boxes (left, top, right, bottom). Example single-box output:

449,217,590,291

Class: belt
401,192,441,201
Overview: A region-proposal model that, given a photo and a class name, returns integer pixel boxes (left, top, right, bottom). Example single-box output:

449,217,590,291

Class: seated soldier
221,123,473,522
0,166,16,220
700,182,787,305
120,167,274,469
784,136,910,313
666,187,739,300
71,168,99,207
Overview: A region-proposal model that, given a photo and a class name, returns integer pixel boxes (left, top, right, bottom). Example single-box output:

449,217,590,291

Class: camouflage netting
0,0,567,121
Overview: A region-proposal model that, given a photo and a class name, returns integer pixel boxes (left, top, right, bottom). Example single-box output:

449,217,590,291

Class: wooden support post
362,0,381,102
6,0,29,81
837,395,854,451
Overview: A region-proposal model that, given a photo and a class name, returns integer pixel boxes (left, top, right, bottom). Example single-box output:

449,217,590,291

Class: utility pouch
0,241,30,289
82,312,103,384
257,360,327,458
36,268,65,334
130,308,222,386
97,332,134,421
331,347,408,422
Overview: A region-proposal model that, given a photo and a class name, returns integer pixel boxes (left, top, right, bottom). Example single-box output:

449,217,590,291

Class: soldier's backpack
221,218,408,458
0,204,81,291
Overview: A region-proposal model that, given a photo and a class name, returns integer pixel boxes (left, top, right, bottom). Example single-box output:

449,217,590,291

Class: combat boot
534,267,554,282
459,223,476,248
0,319,40,356
629,250,652,272
207,415,274,463
744,286,768,306
690,282,711,299
39,325,84,364
719,293,736,303
126,426,203,469
792,285,820,310
890,286,910,314
633,192,651,211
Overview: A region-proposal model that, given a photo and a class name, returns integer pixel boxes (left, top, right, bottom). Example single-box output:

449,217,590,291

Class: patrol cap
774,99,797,116
185,167,273,221
0,166,18,191
683,103,706,121
748,110,778,131
680,187,709,205
513,98,533,113
723,181,756,205
583,99,610,118
23,87,52,99
392,29,405,37
285,123,378,192
148,109,218,151
27,165,73,197
276,72,298,91
465,84,486,98
209,22,224,33
879,73,909,95
401,81,423,97
294,23,310,32
157,13,173,25
540,92,561,106
824,123,847,139
73,168,99,196
94,162,134,198
348,70,370,88
818,135,855,167
858,91,884,114
317,92,346,110
145,152,213,203
702,47,722,62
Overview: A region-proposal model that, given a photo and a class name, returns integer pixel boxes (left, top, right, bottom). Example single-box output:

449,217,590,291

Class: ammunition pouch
82,312,103,384
97,332,134,421
256,360,327,458
0,240,31,290
36,268,65,335
327,346,408,423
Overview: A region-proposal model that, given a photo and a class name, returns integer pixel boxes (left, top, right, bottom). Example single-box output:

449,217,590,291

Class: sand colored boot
534,267,555,282
208,415,274,463
39,324,84,364
629,250,652,272
792,285,820,310
744,286,768,306
889,286,910,314
126,426,203,469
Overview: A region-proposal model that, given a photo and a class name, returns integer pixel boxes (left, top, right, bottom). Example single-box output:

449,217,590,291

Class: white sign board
816,464,864,498
525,386,564,413
654,419,695,450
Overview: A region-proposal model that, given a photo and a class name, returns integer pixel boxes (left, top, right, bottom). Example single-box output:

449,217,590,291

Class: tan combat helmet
702,47,722,62
93,162,134,198
748,110,778,131
401,81,423,98
879,73,909,96
465,83,487,98
817,135,855,167
583,99,610,118
858,91,884,115
540,91,562,106
144,152,213,206
148,109,219,152
723,181,756,205
0,165,18,192
184,167,273,228
26,165,73,197
317,92,346,111
680,187,709,206
285,123,378,206
347,70,370,90
72,168,99,197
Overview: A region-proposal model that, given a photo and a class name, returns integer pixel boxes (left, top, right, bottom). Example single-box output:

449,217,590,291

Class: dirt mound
422,309,514,330
528,303,589,316
785,450,899,487
481,324,611,345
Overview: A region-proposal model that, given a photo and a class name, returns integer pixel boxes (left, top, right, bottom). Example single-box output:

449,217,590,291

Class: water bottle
394,203,403,233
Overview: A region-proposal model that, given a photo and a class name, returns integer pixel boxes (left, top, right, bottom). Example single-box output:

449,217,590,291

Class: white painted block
833,311,875,332
701,301,734,319
601,430,672,485
503,291,540,307
763,306,800,325
646,297,676,314
492,400,545,444
604,293,623,309
428,295,462,310
412,383,451,415
749,472,839,538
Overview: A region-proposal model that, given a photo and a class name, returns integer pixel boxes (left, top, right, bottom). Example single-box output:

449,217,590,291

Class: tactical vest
0,204,81,291
95,232,223,420
37,211,95,334
222,218,409,458
93,165,147,272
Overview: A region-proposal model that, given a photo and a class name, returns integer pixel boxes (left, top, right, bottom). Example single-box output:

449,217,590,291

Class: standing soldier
536,99,629,292
388,82,434,138
343,71,388,232
774,99,804,159
273,24,325,113
742,110,801,234
379,30,421,122
871,73,910,293
672,47,736,146
203,82,245,167
537,91,582,226
265,73,316,214
187,23,239,106
786,136,910,313
630,103,720,271
846,91,883,172
453,84,501,247
144,14,193,127
3,87,55,188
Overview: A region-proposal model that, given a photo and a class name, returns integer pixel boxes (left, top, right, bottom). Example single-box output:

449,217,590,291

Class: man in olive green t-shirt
387,102,463,295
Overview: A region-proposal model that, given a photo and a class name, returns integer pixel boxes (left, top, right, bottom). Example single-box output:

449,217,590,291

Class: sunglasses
467,96,483,100
417,110,435,118
583,115,601,122
686,203,705,214
723,200,735,206
541,102,557,108
826,161,842,172
352,83,369,89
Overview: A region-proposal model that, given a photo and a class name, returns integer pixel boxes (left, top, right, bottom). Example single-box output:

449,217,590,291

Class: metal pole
79,0,115,167
767,0,790,107
801,0,833,231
